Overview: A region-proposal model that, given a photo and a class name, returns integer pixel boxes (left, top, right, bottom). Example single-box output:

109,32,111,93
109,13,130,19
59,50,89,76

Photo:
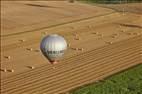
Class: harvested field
1,1,113,36
1,1,142,94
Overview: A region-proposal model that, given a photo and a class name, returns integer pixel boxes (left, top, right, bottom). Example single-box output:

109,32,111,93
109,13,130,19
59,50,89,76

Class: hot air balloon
40,34,67,64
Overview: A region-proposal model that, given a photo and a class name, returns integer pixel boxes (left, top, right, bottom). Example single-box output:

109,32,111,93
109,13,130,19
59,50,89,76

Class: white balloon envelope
40,34,67,64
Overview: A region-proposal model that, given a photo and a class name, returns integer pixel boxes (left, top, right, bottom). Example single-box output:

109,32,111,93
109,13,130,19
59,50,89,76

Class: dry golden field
1,1,142,94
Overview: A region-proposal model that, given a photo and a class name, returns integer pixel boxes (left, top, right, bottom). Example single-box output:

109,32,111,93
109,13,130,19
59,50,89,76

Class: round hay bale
27,66,35,69
78,48,84,51
26,48,33,51
75,48,79,50
4,56,11,59
9,69,14,72
19,39,25,42
1,69,7,72
105,41,113,45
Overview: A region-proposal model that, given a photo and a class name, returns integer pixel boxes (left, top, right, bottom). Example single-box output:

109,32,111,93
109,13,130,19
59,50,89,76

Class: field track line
2,45,139,91
1,11,116,37
2,36,141,83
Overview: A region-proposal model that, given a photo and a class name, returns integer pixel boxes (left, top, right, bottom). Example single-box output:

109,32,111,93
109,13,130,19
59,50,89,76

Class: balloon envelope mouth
50,60,59,64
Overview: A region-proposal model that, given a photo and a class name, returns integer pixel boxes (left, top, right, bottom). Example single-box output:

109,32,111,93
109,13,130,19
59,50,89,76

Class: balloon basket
51,61,58,64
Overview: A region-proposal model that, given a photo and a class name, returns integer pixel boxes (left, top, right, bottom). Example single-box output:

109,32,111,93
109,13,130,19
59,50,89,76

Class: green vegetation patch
70,64,142,94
